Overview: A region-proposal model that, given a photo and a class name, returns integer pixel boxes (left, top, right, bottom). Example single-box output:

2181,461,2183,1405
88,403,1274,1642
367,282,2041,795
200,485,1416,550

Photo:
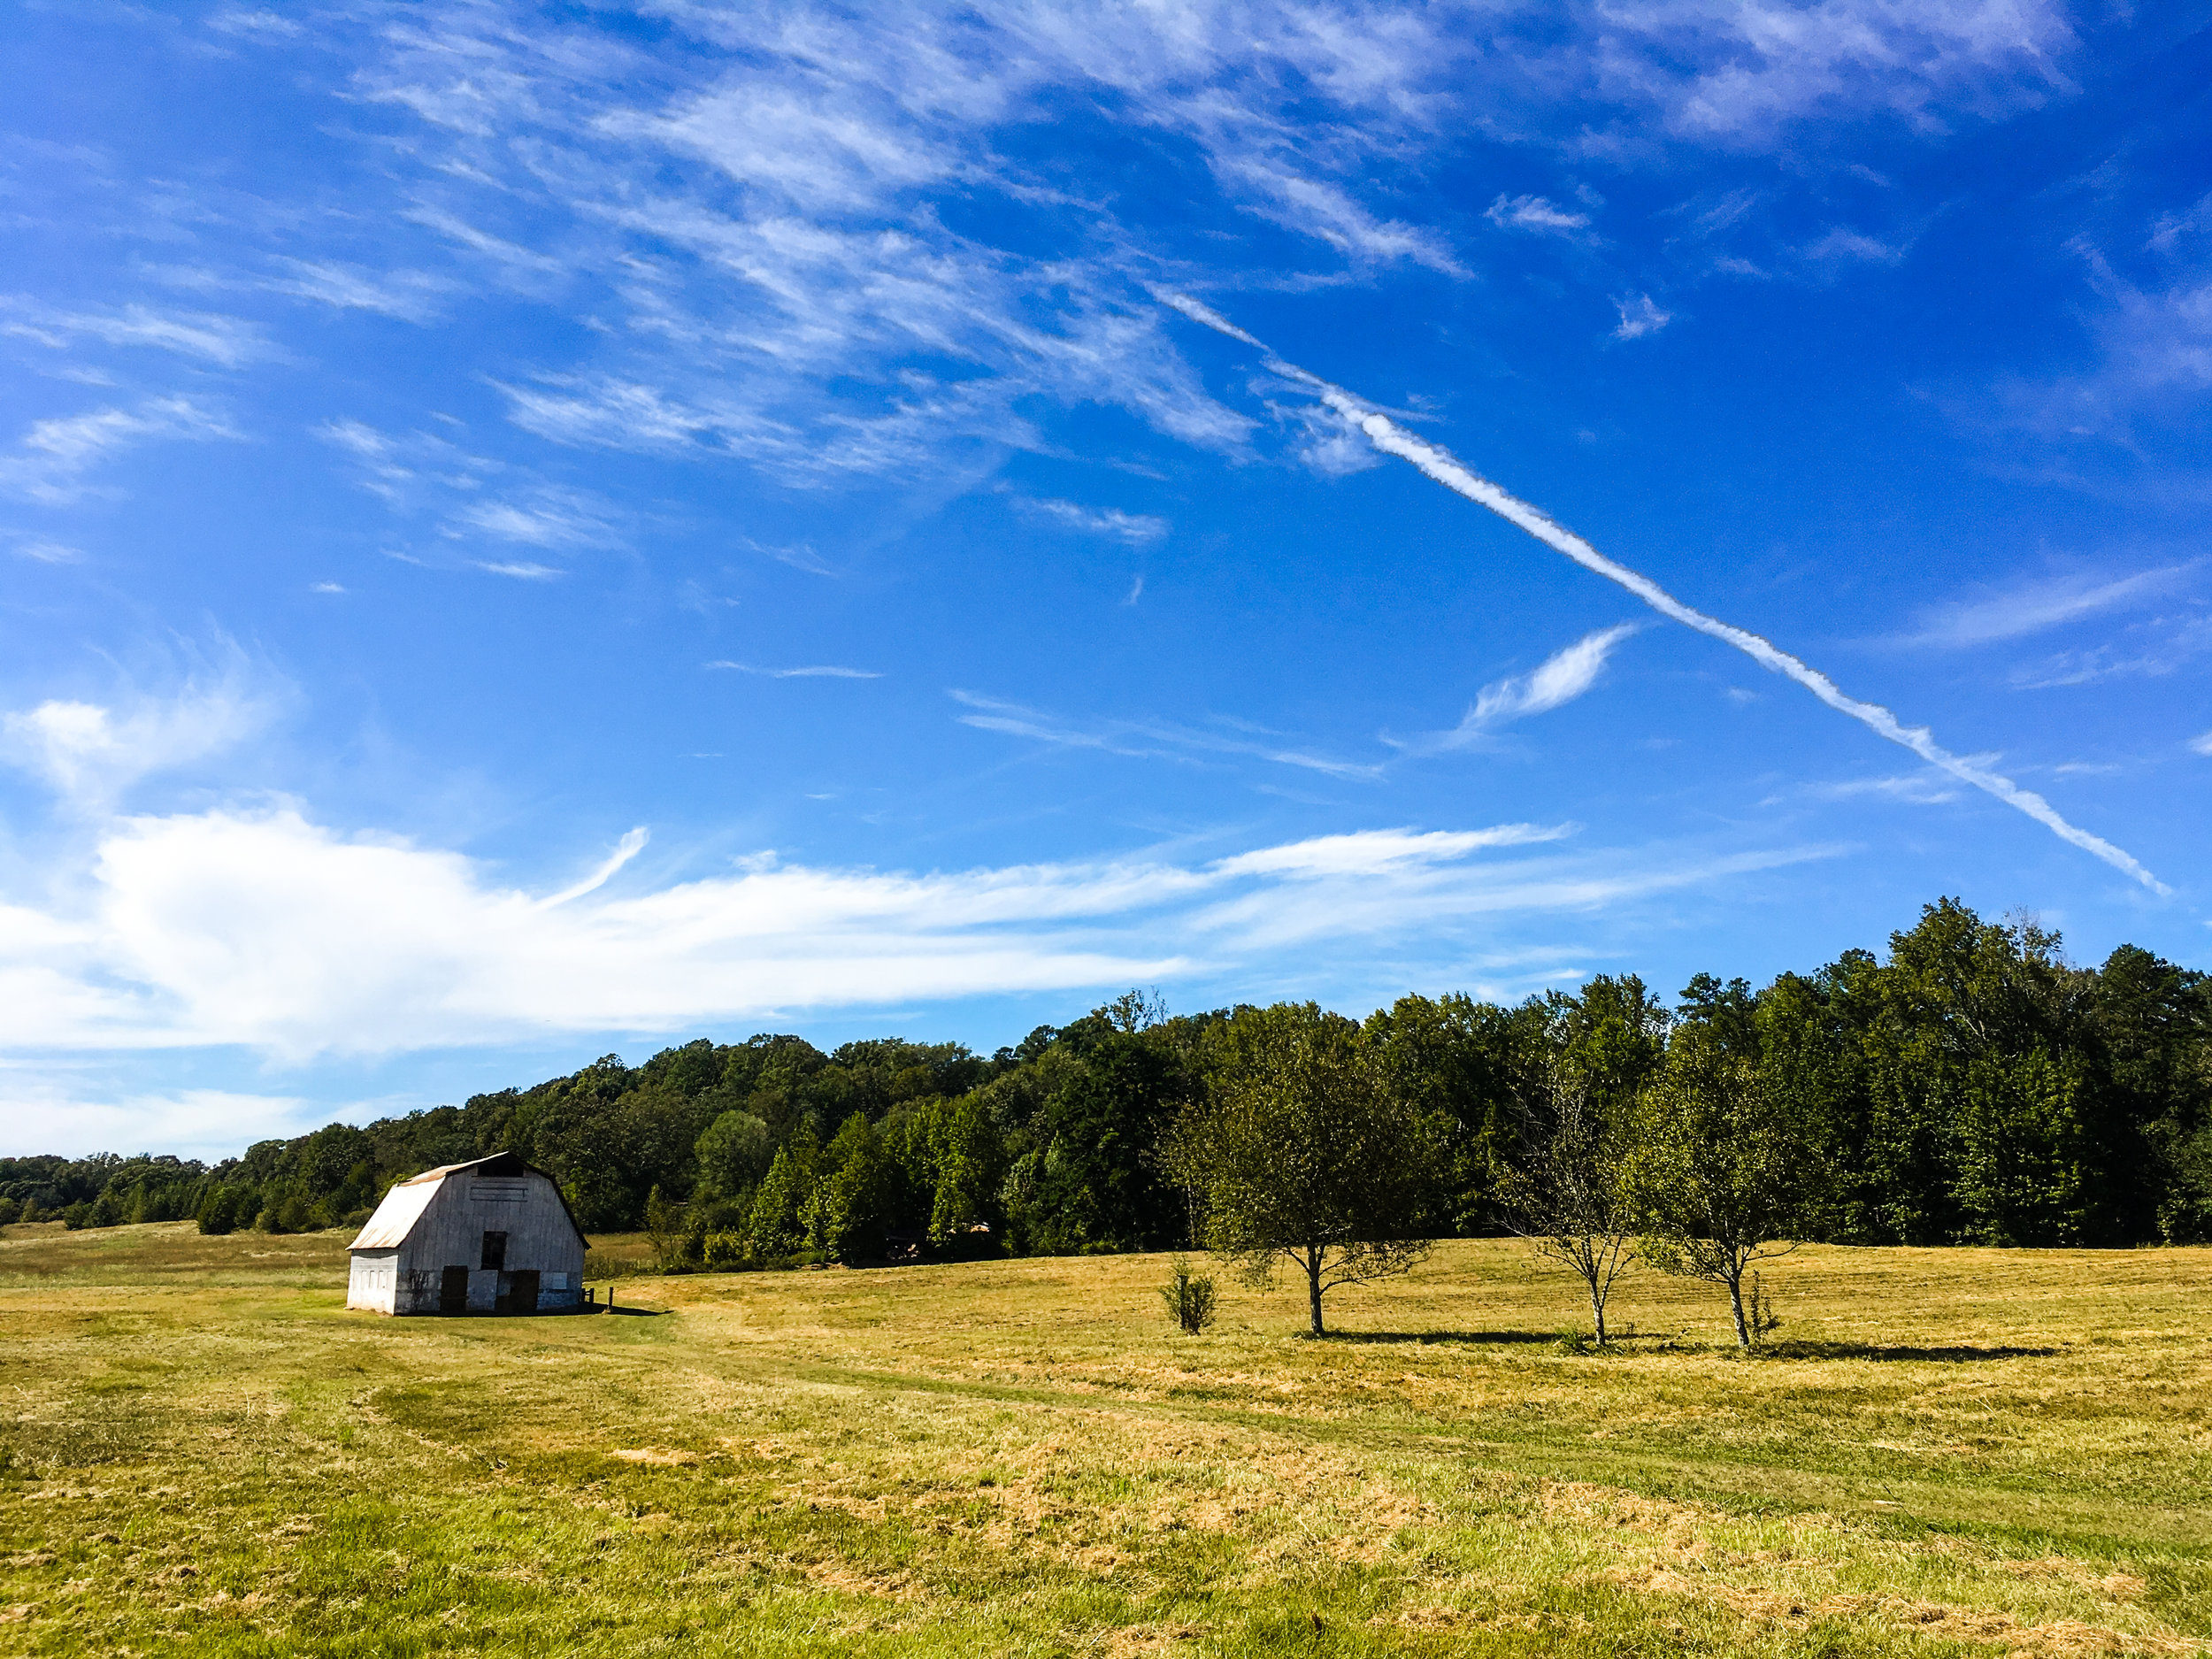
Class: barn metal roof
348,1153,588,1252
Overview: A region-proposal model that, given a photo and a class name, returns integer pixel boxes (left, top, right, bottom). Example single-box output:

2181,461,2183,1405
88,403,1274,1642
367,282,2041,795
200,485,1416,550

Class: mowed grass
1,1223,2207,1657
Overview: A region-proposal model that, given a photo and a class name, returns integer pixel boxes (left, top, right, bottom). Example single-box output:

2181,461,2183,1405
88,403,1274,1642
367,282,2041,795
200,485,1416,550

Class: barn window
480,1231,508,1271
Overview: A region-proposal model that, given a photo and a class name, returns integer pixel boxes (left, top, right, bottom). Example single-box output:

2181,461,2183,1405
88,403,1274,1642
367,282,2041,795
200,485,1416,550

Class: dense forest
4,899,2208,1257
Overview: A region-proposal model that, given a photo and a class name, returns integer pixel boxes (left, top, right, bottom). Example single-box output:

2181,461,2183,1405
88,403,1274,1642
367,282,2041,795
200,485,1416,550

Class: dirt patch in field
799,1558,922,1601
1613,1569,2201,1655
1099,1622,1202,1654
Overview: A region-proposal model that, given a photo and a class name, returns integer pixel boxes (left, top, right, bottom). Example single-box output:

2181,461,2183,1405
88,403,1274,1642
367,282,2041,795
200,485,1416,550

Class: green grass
1,1220,2207,1656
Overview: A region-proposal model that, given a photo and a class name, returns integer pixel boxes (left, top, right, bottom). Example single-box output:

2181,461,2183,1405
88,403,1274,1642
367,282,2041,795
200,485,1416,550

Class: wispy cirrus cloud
1611,294,1672,340
1485,194,1594,238
1893,565,2193,648
2,300,273,366
0,657,280,813
0,396,236,504
314,416,623,572
2006,613,2212,689
1581,0,2076,144
11,537,84,565
1011,495,1169,545
1395,626,1640,755
1801,227,1909,265
1985,214,2212,448
261,259,454,323
324,0,2070,499
951,689,1381,779
100,0,2083,515
1763,771,1962,806
449,487,621,550
708,661,882,679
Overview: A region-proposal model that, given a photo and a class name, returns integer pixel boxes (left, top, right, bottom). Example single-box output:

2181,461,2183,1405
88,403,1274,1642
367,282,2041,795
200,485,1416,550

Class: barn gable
346,1155,588,1316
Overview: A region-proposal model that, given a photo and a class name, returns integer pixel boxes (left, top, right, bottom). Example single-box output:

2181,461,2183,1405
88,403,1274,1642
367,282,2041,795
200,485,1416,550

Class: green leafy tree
746,1123,820,1258
814,1112,899,1263
1624,1032,1820,1348
1000,1006,1197,1254
196,1185,241,1236
2093,944,2212,1242
1552,974,1671,1120
1364,991,1550,1231
693,1110,772,1216
1164,1002,1442,1336
1954,1048,2095,1245
921,1094,1005,1247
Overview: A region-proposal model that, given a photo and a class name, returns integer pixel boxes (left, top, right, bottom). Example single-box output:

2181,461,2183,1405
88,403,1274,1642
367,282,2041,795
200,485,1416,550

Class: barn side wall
346,1248,399,1313
383,1170,586,1315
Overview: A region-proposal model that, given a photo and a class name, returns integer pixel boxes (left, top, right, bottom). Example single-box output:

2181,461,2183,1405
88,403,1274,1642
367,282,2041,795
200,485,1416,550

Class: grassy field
0,1222,2207,1657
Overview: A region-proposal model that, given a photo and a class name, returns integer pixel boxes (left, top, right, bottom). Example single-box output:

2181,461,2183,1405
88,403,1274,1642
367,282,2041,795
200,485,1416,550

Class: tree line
4,901,2206,1291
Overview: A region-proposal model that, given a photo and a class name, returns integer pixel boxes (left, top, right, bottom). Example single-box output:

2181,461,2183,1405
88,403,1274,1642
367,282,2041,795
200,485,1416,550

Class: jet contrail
1161,295,2167,894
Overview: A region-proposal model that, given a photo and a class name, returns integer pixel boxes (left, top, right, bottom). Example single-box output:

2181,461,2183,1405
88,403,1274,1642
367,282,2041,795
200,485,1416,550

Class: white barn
347,1152,588,1316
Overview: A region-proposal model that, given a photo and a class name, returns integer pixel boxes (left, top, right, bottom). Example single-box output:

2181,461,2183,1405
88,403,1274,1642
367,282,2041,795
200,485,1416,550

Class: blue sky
4,0,2208,1157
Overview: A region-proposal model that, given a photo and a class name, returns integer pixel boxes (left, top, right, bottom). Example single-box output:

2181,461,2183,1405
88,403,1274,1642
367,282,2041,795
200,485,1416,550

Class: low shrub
1160,1256,1217,1334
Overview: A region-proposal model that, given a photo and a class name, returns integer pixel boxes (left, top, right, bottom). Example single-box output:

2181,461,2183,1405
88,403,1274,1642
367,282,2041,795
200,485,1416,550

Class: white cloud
2,301,273,366
0,1079,317,1161
262,259,453,323
1801,227,1909,265
1402,625,1640,753
1221,160,1465,274
449,487,620,549
952,688,1381,779
206,9,302,39
2147,193,2212,258
1766,772,1961,805
1896,565,2191,647
1215,825,1572,877
1485,194,1593,237
0,396,236,504
12,538,83,564
1154,289,1265,348
2012,237,2212,438
2007,614,2212,688
0,668,277,812
0,800,1832,1060
1611,294,1672,340
1583,0,2076,143
707,662,882,679
1013,495,1169,545
312,418,633,570
403,208,568,281
186,0,2076,507
2190,731,2212,757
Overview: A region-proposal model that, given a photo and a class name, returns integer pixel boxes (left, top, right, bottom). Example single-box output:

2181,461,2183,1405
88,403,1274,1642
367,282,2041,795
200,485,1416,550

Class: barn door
504,1270,540,1315
440,1265,470,1313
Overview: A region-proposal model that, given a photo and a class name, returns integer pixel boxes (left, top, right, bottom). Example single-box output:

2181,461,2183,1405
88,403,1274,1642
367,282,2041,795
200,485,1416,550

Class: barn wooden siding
346,1155,587,1316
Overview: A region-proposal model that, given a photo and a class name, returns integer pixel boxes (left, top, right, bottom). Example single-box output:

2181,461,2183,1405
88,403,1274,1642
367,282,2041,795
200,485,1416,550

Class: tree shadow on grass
1757,1340,2060,1362
1316,1330,1560,1346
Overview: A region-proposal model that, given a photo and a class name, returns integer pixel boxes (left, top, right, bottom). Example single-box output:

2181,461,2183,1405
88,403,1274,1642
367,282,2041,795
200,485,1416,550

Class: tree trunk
1726,1267,1749,1348
1589,1278,1608,1346
1306,1248,1325,1337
